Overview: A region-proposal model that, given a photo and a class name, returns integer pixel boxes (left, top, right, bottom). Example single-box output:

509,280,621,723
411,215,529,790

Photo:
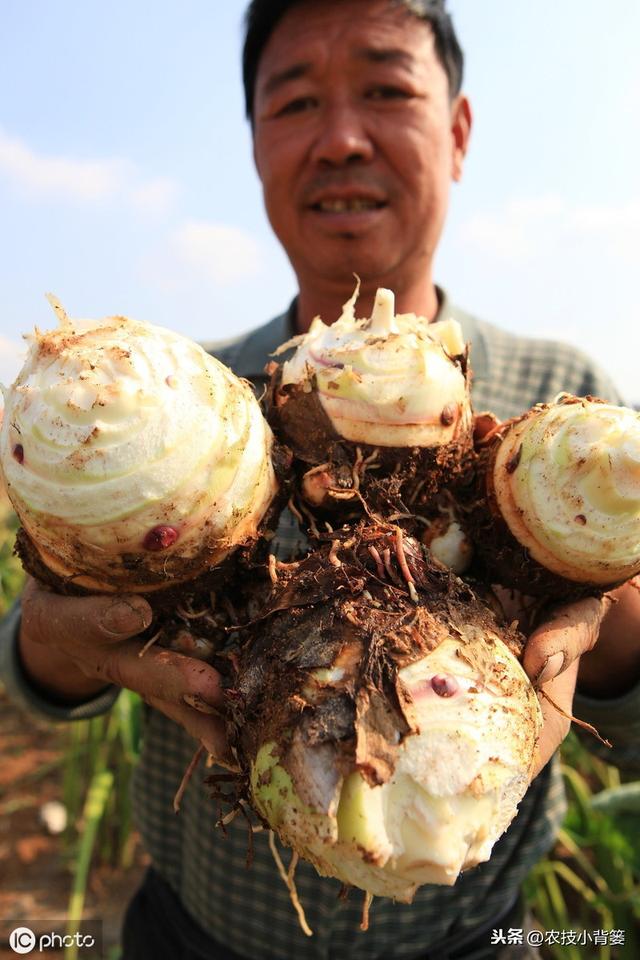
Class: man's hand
19,576,229,761
523,594,610,689
530,660,579,779
523,595,608,779
522,582,640,777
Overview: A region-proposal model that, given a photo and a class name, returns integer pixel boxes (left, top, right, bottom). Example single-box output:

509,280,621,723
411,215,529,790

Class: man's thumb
99,597,153,638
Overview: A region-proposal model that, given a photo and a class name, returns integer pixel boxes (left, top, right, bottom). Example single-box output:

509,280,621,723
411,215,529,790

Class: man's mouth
311,198,386,213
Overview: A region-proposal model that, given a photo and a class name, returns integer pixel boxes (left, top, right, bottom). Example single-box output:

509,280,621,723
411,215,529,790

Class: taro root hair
242,0,465,122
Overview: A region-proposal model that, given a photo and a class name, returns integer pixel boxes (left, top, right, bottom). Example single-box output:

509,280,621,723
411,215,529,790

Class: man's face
252,0,470,295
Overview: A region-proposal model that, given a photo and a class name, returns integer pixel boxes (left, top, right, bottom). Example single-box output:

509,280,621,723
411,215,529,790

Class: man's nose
310,100,374,166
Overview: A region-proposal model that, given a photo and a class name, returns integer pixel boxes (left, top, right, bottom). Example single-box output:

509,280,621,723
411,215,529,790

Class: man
1,1,639,958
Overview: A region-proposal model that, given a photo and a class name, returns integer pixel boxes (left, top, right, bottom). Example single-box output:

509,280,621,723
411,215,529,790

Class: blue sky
1,0,638,402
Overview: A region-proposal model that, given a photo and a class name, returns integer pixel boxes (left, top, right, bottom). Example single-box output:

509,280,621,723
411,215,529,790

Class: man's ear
451,94,472,183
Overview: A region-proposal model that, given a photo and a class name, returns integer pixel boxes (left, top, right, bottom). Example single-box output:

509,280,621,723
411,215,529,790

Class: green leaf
591,783,640,816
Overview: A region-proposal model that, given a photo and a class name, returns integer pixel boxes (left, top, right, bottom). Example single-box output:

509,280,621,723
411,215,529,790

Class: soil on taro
0,685,148,960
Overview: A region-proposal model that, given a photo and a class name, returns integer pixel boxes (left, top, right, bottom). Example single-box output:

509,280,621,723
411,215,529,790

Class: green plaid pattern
2,291,638,960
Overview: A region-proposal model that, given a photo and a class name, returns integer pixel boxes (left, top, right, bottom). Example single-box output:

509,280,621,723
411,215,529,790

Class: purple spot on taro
431,675,459,698
13,444,24,464
143,525,179,551
440,403,457,427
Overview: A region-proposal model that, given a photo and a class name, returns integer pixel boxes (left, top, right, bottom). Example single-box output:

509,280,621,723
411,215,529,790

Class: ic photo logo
9,928,36,954
9,927,97,954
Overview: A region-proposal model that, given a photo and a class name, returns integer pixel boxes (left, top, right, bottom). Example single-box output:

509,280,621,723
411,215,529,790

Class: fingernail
101,599,152,636
183,693,220,716
536,651,565,686
206,752,239,772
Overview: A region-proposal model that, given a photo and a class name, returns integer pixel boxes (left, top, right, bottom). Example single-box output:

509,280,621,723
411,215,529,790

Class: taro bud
421,501,473,575
277,283,471,448
233,534,542,902
0,297,278,593
270,284,473,511
473,395,640,593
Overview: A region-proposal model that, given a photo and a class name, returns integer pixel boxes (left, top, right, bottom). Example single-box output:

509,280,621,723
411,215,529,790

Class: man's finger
530,660,578,779
100,641,225,709
147,696,230,761
523,595,610,685
22,577,152,647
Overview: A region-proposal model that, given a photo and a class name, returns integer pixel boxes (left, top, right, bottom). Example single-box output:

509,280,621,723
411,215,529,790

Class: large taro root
0,298,285,612
458,395,640,598
224,524,542,902
267,284,473,522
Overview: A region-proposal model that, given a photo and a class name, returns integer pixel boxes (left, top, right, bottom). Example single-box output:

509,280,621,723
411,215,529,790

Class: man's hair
242,0,464,122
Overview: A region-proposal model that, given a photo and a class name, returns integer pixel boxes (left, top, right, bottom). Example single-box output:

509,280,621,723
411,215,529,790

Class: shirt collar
232,302,297,381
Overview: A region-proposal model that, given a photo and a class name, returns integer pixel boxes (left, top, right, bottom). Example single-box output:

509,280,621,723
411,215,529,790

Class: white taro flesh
0,298,278,593
491,396,640,586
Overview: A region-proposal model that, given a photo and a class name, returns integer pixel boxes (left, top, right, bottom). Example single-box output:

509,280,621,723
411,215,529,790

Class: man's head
243,0,464,122
244,0,471,320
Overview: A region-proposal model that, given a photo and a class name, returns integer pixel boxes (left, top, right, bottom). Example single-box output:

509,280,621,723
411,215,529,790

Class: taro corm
267,283,473,535
459,395,640,598
221,524,542,915
0,296,280,599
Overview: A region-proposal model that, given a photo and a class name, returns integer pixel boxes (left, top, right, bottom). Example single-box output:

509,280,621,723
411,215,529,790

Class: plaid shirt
1,291,638,960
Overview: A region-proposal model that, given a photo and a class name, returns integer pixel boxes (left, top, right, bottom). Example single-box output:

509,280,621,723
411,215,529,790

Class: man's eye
275,96,317,117
367,86,411,101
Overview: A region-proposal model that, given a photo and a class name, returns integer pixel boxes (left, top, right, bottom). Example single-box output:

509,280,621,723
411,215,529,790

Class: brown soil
0,685,148,959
